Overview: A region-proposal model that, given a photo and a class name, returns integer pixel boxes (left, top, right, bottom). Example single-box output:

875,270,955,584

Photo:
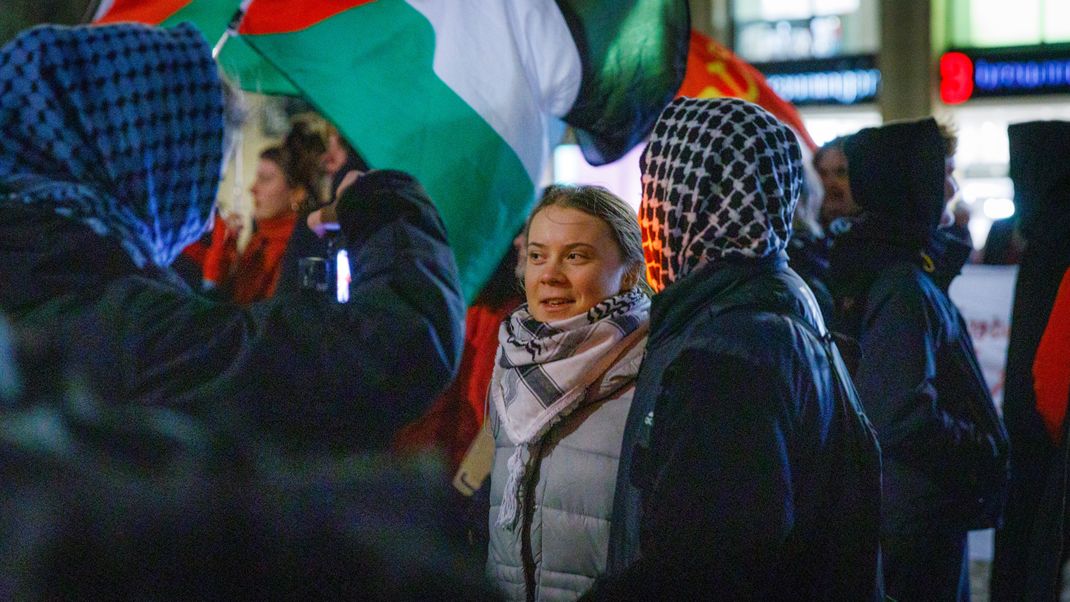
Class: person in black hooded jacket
828,118,1010,601
0,23,464,453
0,311,499,601
990,120,1070,601
593,97,883,601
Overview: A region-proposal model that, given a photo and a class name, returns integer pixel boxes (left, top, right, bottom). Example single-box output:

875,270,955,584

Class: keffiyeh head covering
639,97,803,292
0,23,225,268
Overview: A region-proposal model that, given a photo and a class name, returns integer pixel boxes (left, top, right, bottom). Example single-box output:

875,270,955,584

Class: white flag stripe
406,0,582,184
92,0,117,21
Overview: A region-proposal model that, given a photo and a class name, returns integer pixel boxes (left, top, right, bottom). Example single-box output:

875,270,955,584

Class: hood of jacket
1008,121,1070,245
827,215,971,315
844,118,946,231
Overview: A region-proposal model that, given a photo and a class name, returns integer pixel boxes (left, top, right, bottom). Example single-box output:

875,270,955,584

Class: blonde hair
526,185,650,294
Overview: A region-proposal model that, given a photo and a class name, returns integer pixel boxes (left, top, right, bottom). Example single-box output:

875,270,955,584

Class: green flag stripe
216,39,299,96
153,0,234,38
242,0,536,302
155,2,299,96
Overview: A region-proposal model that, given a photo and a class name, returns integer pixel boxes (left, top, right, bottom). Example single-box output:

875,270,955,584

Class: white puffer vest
486,336,646,601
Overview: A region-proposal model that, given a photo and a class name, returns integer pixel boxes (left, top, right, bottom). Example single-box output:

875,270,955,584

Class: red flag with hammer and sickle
678,30,817,151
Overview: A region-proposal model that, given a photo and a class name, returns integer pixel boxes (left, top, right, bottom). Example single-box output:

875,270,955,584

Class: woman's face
250,158,302,221
322,133,349,177
524,205,629,323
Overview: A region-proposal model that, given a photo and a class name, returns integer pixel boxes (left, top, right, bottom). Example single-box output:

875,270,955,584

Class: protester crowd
2,20,1069,602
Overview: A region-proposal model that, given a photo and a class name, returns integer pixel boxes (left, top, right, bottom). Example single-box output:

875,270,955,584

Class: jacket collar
828,213,970,298
650,251,811,345
925,227,973,291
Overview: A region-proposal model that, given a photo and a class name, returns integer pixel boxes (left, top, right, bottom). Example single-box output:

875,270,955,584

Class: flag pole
212,0,252,59
84,0,112,23
212,0,254,236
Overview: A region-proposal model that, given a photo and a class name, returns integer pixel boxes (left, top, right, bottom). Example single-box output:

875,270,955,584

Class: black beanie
843,117,946,229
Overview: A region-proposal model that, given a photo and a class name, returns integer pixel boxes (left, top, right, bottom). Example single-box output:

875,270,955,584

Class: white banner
949,264,1018,411
950,265,1018,562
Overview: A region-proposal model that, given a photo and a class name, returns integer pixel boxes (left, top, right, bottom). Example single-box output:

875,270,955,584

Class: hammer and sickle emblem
698,42,759,101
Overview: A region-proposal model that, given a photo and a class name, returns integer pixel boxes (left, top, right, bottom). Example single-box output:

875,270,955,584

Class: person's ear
289,186,309,212
621,265,640,291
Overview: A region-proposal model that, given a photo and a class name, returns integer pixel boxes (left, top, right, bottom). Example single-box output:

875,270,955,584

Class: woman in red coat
204,124,326,304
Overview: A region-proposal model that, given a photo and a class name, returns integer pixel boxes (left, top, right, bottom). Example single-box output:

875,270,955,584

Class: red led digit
940,52,975,104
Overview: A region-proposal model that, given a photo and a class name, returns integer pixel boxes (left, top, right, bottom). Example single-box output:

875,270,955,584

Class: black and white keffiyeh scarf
639,97,803,292
493,288,650,529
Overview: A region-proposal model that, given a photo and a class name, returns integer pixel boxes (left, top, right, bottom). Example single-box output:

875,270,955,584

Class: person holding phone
0,22,464,452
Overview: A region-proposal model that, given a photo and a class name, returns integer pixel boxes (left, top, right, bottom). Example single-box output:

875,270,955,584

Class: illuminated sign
940,44,1070,104
756,55,880,106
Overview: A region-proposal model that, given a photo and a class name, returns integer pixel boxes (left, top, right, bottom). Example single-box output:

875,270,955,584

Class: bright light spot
804,112,882,148
983,198,1015,220
968,216,993,251
971,0,1041,47
761,0,811,20
1048,0,1070,42
552,145,582,185
815,0,859,16
552,144,644,212
336,250,351,304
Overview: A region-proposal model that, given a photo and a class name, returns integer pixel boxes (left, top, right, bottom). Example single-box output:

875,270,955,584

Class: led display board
940,45,1070,103
756,54,880,105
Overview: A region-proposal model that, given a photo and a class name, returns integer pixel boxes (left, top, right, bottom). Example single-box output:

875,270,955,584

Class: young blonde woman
486,185,649,601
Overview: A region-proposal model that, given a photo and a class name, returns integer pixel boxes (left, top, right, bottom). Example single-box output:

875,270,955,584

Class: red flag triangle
239,0,376,35
96,0,192,25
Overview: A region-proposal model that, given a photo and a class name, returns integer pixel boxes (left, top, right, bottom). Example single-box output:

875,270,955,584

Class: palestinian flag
94,0,297,95
678,30,817,151
93,0,689,302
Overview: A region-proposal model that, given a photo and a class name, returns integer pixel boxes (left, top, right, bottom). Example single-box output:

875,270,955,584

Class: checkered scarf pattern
639,97,803,292
0,23,224,268
492,288,650,529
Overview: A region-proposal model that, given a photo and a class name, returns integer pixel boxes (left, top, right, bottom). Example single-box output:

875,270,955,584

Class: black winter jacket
829,221,1010,536
991,120,1070,601
599,255,882,600
0,170,465,452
